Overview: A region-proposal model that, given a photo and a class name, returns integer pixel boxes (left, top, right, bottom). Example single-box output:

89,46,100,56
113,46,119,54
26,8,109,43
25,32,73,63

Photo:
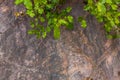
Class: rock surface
0,0,120,80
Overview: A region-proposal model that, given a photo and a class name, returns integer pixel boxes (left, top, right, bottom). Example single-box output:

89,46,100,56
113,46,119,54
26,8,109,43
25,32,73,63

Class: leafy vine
14,0,120,39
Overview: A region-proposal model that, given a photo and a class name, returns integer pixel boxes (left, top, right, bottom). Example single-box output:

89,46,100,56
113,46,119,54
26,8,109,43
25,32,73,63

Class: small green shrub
14,0,120,39
15,0,74,39
84,0,120,38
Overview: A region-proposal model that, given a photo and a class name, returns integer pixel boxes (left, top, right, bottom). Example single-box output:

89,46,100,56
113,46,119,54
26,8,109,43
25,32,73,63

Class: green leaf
106,0,112,4
97,2,106,13
100,0,106,4
42,32,47,38
110,20,115,26
78,16,87,28
28,30,36,35
115,0,120,4
52,0,59,4
84,5,90,11
42,0,47,4
34,3,39,10
58,19,68,25
88,0,93,5
46,4,54,9
111,4,118,10
53,18,57,23
107,34,113,39
65,7,72,13
116,12,120,17
24,0,32,9
46,26,51,32
38,8,44,14
14,0,23,5
40,17,45,22
67,16,73,23
48,18,53,25
97,17,103,22
54,26,60,39
114,17,119,24
30,22,35,28
46,12,51,19
105,24,112,32
106,12,113,20
81,20,87,28
36,32,41,39
26,10,35,17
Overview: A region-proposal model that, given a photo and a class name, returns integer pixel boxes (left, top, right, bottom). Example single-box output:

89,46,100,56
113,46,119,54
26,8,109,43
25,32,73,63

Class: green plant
15,0,74,39
84,0,120,38
15,0,120,39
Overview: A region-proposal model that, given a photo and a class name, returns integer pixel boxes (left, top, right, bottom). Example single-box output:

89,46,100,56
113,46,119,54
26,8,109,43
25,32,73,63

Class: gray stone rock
0,0,120,80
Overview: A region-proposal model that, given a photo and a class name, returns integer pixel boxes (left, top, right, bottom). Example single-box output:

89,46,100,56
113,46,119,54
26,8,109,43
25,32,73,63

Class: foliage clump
15,0,120,39
84,0,120,38
15,0,74,39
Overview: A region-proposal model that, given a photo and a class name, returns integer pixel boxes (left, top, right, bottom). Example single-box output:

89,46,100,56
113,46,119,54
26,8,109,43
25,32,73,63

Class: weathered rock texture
0,0,120,80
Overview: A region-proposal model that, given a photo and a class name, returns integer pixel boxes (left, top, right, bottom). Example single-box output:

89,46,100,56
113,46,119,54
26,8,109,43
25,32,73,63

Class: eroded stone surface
0,0,120,80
